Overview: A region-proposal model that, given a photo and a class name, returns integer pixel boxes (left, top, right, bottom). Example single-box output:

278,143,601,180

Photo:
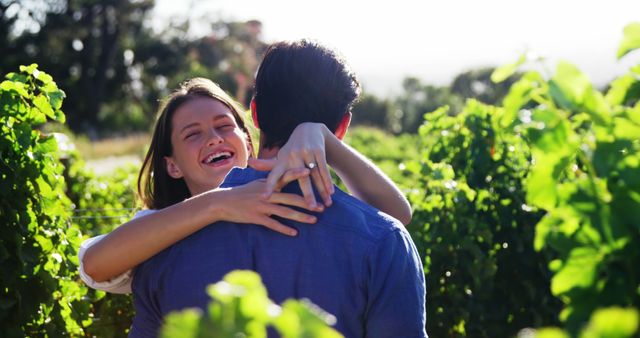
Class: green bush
0,64,87,336
407,100,561,337
66,158,139,337
345,126,420,187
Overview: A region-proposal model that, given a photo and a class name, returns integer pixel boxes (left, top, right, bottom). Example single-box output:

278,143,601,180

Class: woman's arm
81,171,320,284
251,123,412,225
324,130,412,225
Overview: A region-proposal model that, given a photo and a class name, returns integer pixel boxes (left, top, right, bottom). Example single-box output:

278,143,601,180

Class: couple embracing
80,39,427,338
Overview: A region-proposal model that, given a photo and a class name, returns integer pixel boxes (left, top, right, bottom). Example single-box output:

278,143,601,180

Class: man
130,39,427,338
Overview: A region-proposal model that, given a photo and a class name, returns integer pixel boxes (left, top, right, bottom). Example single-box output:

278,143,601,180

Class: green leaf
535,214,561,251
274,300,343,338
548,61,611,126
551,247,603,295
491,55,525,83
34,70,54,85
207,270,270,321
617,22,640,59
533,327,570,338
593,140,631,177
37,134,59,154
160,308,202,338
34,94,56,119
499,72,537,128
613,117,640,140
19,64,38,75
581,307,639,338
0,80,29,98
527,161,558,210
48,89,65,111
550,61,591,110
35,235,53,252
14,123,32,150
605,74,637,106
5,72,28,83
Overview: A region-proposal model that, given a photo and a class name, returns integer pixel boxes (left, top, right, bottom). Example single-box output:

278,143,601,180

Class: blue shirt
130,167,426,338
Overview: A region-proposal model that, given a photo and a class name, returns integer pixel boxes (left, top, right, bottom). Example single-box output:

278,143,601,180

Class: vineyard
1,23,639,338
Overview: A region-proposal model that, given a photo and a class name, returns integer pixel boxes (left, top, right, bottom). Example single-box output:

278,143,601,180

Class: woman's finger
298,153,323,209
255,216,298,236
269,192,323,212
308,167,330,207
263,164,287,198
266,204,317,224
314,148,335,196
297,173,317,209
308,149,332,206
273,168,310,192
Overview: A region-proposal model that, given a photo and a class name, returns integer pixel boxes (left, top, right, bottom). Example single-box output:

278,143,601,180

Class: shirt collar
220,167,268,187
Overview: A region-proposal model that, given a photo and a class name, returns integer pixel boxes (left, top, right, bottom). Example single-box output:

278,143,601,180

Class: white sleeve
78,209,157,294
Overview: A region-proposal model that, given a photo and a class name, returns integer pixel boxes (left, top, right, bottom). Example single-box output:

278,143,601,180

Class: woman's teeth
204,151,232,164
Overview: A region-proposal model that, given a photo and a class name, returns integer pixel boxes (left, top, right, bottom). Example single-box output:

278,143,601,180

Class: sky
154,0,640,97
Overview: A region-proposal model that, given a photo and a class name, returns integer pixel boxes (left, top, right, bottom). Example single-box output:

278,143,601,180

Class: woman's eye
185,131,200,139
218,124,234,130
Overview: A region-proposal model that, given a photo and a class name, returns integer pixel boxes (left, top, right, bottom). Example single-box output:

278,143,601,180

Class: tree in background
1,0,155,135
1,0,267,136
351,93,393,129
392,77,463,133
450,67,519,106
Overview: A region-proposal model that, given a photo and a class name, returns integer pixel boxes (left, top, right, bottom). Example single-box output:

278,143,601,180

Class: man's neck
257,146,280,159
256,133,280,159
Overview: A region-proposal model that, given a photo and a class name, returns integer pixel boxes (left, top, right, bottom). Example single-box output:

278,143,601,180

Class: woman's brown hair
137,78,253,210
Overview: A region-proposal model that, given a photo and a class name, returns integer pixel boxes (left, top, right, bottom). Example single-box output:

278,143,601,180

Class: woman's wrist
187,188,228,223
324,131,343,168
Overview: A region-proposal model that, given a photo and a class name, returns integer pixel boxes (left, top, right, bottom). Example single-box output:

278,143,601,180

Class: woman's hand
248,122,335,209
214,167,323,236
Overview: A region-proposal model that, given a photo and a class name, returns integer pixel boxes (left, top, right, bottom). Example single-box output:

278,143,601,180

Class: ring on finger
306,162,317,169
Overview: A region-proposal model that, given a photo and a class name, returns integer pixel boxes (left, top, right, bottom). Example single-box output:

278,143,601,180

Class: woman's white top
78,209,157,294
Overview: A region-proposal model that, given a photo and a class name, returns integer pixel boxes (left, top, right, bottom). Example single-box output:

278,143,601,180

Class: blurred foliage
489,22,640,335
161,270,342,338
523,307,638,338
345,126,420,188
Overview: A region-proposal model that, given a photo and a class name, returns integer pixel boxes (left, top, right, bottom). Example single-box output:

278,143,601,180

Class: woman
79,77,411,293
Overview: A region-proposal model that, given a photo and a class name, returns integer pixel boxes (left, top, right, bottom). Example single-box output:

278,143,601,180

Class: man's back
130,168,426,337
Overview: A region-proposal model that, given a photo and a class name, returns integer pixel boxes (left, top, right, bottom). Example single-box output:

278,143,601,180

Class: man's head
252,39,361,150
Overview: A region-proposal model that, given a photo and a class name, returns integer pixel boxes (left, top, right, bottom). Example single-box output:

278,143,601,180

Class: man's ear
334,112,352,140
164,157,183,179
250,98,259,129
245,133,255,157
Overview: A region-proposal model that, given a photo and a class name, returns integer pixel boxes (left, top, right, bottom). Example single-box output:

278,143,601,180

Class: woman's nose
206,129,223,145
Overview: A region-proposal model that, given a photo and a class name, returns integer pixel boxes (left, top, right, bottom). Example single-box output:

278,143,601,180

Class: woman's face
165,96,250,196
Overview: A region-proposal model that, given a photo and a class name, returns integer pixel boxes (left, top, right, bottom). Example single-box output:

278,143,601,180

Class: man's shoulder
319,187,408,244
